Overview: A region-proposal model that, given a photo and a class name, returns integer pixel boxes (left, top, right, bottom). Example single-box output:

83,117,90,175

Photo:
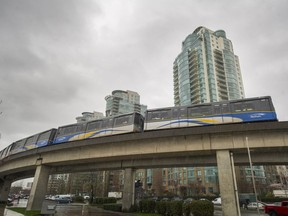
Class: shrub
170,201,183,216
156,201,167,215
93,197,117,204
103,203,122,212
72,196,84,203
182,202,191,216
191,200,214,216
139,199,156,213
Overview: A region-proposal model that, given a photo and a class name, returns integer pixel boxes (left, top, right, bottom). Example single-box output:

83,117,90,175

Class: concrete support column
0,178,12,215
26,164,50,211
122,168,135,211
216,150,238,216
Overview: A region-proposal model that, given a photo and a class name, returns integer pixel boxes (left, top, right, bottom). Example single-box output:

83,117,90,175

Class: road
7,199,269,216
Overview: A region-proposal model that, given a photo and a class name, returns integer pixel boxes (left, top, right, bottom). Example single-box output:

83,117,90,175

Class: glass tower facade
170,26,246,196
173,26,245,106
105,90,147,117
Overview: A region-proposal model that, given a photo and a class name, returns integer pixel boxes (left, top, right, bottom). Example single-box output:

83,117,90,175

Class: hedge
103,203,122,212
92,197,117,204
190,200,214,216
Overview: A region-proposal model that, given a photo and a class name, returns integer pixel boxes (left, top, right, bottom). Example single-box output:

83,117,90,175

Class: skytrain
0,96,277,160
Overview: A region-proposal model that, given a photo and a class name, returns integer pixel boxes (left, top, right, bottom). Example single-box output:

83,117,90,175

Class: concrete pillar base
26,164,50,211
122,168,135,211
216,150,239,216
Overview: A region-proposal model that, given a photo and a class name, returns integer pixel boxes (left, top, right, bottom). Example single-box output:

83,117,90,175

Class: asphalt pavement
5,199,270,216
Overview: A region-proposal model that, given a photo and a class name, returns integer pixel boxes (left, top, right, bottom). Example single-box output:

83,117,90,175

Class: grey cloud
0,0,288,150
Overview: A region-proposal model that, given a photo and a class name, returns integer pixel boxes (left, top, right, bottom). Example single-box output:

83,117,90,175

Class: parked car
264,201,288,216
54,197,71,204
161,197,170,201
212,197,221,205
184,198,194,204
83,195,90,200
247,202,265,210
171,197,182,201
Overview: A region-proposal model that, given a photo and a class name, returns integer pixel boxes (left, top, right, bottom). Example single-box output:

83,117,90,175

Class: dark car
55,197,71,204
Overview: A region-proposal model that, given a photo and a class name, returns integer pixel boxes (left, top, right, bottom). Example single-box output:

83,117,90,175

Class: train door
133,112,144,132
103,117,114,136
73,123,87,140
187,105,213,126
171,107,188,128
145,109,172,130
213,103,232,124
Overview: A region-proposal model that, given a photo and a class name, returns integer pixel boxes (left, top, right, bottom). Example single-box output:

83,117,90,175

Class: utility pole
246,137,260,216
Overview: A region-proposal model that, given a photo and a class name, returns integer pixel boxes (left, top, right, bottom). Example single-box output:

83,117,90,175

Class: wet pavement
5,199,269,216
6,199,136,216
55,205,136,216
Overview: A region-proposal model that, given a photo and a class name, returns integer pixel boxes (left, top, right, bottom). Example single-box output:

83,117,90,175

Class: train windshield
114,114,133,127
10,139,26,153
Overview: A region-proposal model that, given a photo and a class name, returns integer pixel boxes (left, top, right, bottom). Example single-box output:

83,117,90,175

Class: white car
247,202,265,210
212,197,221,205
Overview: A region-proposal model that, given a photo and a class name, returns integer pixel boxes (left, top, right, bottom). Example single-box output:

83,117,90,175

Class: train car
144,96,277,130
53,112,144,145
24,129,57,150
9,138,27,155
53,122,87,144
2,129,57,158
0,144,13,160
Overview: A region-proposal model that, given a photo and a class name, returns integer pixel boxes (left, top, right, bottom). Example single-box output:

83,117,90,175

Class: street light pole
246,136,260,216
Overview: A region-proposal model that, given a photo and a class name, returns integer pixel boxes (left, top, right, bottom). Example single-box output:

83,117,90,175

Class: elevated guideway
0,121,288,216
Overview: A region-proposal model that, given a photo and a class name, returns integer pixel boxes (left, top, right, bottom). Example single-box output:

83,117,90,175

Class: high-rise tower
167,26,246,196
173,26,245,106
105,90,147,117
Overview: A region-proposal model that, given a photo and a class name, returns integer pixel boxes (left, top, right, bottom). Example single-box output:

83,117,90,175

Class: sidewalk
4,209,24,216
4,199,27,216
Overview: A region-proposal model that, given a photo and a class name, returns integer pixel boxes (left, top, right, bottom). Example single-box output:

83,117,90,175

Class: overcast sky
0,0,287,150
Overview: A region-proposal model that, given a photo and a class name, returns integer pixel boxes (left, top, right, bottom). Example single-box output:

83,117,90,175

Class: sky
0,0,288,150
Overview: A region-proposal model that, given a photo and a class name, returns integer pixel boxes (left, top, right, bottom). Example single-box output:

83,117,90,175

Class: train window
87,121,102,131
75,123,86,133
148,110,171,121
172,108,187,119
232,101,255,113
222,103,230,114
25,135,38,147
1,148,7,158
232,102,242,113
114,115,132,127
57,128,65,136
103,118,114,128
11,139,26,152
64,125,77,135
38,131,51,140
255,98,271,111
188,106,212,117
213,104,221,115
